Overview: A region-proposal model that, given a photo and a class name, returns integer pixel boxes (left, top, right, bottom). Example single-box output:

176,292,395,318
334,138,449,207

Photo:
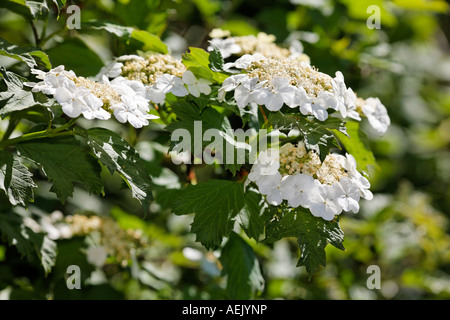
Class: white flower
299,99,328,121
337,153,373,200
81,94,110,120
280,173,316,208
218,74,248,102
207,38,241,59
316,91,338,111
264,77,296,111
223,53,266,71
30,73,68,95
114,94,158,128
345,88,361,121
257,172,284,206
96,61,123,80
308,183,342,221
362,97,390,135
113,102,148,128
234,77,267,109
155,74,188,97
331,71,351,117
248,148,280,183
145,85,166,104
332,177,360,213
54,80,90,118
182,71,212,97
86,246,108,268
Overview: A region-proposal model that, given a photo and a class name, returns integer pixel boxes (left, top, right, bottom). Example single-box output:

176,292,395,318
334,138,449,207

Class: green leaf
333,120,377,173
264,206,345,277
0,150,36,207
86,22,168,54
0,38,52,69
52,0,66,17
237,189,271,242
0,68,51,118
0,0,49,20
182,47,228,83
131,29,168,54
166,100,245,175
208,46,224,72
0,211,57,274
173,180,245,250
268,112,345,161
46,38,104,77
86,128,154,212
219,232,264,299
17,136,104,203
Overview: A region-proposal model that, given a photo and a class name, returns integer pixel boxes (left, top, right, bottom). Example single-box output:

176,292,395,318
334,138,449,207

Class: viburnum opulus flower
218,49,391,135
246,142,373,221
96,53,213,104
27,65,158,128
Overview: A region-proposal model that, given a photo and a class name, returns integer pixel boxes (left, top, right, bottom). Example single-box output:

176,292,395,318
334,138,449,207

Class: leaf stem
0,117,79,149
0,117,20,142
29,19,41,46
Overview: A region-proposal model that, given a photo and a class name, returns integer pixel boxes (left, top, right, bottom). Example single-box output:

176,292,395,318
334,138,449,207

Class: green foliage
0,150,36,207
264,206,345,277
46,38,104,77
182,47,228,83
0,68,50,118
208,46,225,73
173,180,245,250
17,136,104,203
268,111,347,161
166,100,244,175
86,128,154,212
219,232,264,299
0,211,57,274
0,0,49,20
0,38,51,69
87,22,168,54
333,121,377,173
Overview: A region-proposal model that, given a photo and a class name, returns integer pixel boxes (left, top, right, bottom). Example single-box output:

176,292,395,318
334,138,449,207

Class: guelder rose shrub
0,25,390,279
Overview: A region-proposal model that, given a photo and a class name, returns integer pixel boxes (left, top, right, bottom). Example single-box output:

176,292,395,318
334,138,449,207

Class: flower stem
259,105,268,123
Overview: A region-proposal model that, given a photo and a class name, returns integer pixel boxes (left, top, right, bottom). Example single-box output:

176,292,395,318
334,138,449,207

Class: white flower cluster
246,143,373,221
28,65,159,128
207,29,308,61
146,70,212,103
218,53,391,135
97,55,212,104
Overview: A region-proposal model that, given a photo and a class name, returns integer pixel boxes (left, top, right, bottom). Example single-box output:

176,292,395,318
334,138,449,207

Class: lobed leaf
0,150,36,207
173,179,245,250
86,128,154,213
219,232,264,299
17,136,104,203
264,206,345,277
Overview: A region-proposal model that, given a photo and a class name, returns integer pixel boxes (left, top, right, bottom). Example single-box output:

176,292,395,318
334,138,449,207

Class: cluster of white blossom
27,65,158,128
218,53,391,134
97,54,212,104
207,29,309,62
246,143,373,221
